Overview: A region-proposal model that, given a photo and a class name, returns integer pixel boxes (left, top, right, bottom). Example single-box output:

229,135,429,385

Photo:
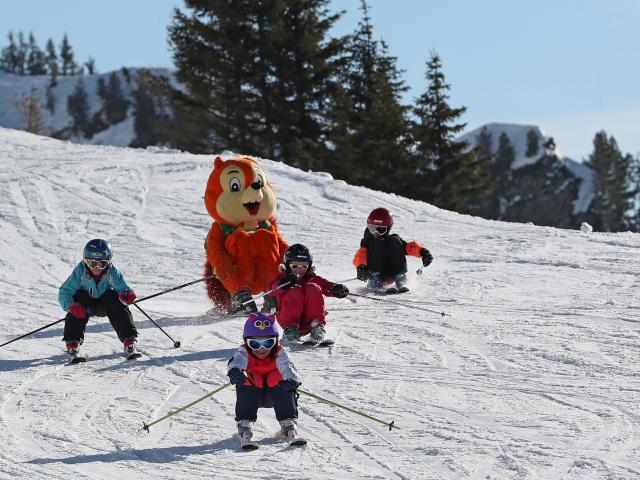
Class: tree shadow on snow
24,438,239,465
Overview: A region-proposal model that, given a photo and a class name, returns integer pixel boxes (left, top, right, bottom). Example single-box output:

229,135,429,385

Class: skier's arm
405,241,425,258
109,264,132,292
276,349,301,382
227,347,249,372
58,264,83,311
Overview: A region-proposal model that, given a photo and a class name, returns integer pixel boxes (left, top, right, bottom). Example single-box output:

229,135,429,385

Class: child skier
227,312,305,448
58,239,139,359
353,207,433,293
267,243,349,344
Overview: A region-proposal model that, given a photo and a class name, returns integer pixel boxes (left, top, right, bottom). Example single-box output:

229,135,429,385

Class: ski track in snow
1,129,640,479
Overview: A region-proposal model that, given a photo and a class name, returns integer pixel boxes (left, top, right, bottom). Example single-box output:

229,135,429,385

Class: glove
279,378,301,391
356,265,371,281
68,303,87,319
420,249,433,267
329,284,349,298
279,273,299,291
228,368,246,386
118,289,137,305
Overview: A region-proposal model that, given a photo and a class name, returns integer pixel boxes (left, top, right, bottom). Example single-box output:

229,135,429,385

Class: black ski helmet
83,239,113,260
284,243,312,270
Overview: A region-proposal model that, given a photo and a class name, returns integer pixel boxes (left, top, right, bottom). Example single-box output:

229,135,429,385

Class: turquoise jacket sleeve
58,263,84,311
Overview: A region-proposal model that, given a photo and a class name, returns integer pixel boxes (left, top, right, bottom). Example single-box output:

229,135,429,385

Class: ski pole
347,292,450,317
298,388,398,431
229,281,292,314
132,303,181,348
0,317,66,348
142,382,231,432
335,277,358,284
135,275,214,303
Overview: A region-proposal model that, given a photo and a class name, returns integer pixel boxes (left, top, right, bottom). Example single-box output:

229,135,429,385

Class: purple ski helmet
243,312,279,338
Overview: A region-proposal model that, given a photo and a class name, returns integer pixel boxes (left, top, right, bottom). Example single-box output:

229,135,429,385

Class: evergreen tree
411,51,491,212
45,38,58,83
130,70,166,147
67,77,90,136
60,34,77,76
168,0,346,164
15,32,27,75
327,0,413,194
496,132,515,172
585,131,635,232
525,128,540,157
475,127,495,173
26,33,46,75
0,32,18,73
101,72,129,124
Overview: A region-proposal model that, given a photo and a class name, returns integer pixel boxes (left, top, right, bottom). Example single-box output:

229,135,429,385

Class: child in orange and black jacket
353,207,433,293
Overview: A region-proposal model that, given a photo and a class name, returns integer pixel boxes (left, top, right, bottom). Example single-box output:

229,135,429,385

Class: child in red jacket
267,244,349,344
227,313,304,448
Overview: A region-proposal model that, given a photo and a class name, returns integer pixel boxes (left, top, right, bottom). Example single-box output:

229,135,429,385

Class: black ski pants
63,289,138,344
235,383,298,422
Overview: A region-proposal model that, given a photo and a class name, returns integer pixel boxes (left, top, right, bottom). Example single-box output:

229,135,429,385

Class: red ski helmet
367,208,393,237
367,208,393,227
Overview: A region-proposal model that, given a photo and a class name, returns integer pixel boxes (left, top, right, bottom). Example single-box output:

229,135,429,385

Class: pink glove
68,303,87,319
118,290,137,305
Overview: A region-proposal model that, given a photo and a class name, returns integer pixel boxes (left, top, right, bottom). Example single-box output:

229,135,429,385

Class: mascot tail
204,262,231,311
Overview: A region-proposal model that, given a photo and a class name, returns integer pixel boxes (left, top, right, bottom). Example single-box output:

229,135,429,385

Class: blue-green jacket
58,262,131,311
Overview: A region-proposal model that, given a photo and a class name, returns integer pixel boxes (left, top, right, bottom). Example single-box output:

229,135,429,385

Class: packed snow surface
0,128,639,479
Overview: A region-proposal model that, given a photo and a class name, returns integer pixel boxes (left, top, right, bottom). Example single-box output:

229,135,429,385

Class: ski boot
395,274,409,294
66,341,80,356
230,290,257,314
123,338,142,360
237,419,258,450
281,327,301,345
279,418,307,446
309,320,326,343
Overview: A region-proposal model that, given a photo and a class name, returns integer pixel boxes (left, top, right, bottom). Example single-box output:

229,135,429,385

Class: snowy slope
1,127,639,480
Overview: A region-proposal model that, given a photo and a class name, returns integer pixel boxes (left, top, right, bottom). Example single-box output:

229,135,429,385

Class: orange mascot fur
203,156,287,311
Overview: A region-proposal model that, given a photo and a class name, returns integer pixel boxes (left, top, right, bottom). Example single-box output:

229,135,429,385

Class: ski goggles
289,263,309,270
246,337,277,350
84,258,110,269
367,224,388,235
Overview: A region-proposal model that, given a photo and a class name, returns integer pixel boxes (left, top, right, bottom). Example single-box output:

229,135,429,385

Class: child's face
289,261,309,274
246,336,277,358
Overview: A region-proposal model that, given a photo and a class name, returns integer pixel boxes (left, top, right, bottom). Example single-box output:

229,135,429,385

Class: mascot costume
204,156,287,313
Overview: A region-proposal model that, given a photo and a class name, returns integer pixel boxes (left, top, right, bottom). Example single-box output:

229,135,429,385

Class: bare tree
13,85,47,135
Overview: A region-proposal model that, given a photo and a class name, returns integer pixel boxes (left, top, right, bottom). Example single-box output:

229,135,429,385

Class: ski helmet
83,239,113,260
284,243,313,266
243,312,279,338
367,208,393,227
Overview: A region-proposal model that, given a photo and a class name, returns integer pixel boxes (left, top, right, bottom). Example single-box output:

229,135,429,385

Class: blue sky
2,0,639,161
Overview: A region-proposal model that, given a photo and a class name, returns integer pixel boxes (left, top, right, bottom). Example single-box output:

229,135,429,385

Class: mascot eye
229,178,241,192
255,175,265,188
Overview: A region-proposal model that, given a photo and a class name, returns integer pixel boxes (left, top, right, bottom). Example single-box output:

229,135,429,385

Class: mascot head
204,156,278,228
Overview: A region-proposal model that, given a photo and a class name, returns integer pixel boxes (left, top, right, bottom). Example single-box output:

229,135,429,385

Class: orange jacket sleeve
352,247,368,267
405,241,425,258
206,223,237,281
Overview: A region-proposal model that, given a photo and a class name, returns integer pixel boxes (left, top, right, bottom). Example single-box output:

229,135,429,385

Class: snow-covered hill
0,69,172,147
1,128,639,479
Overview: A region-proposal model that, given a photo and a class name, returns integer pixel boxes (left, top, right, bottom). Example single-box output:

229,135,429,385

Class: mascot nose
251,180,263,190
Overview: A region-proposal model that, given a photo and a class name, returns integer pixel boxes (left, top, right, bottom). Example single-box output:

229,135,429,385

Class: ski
397,286,410,293
66,354,87,365
289,437,308,447
384,287,398,294
126,351,143,361
301,339,334,347
237,434,259,450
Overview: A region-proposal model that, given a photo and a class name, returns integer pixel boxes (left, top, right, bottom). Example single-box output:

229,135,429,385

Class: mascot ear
214,156,225,169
